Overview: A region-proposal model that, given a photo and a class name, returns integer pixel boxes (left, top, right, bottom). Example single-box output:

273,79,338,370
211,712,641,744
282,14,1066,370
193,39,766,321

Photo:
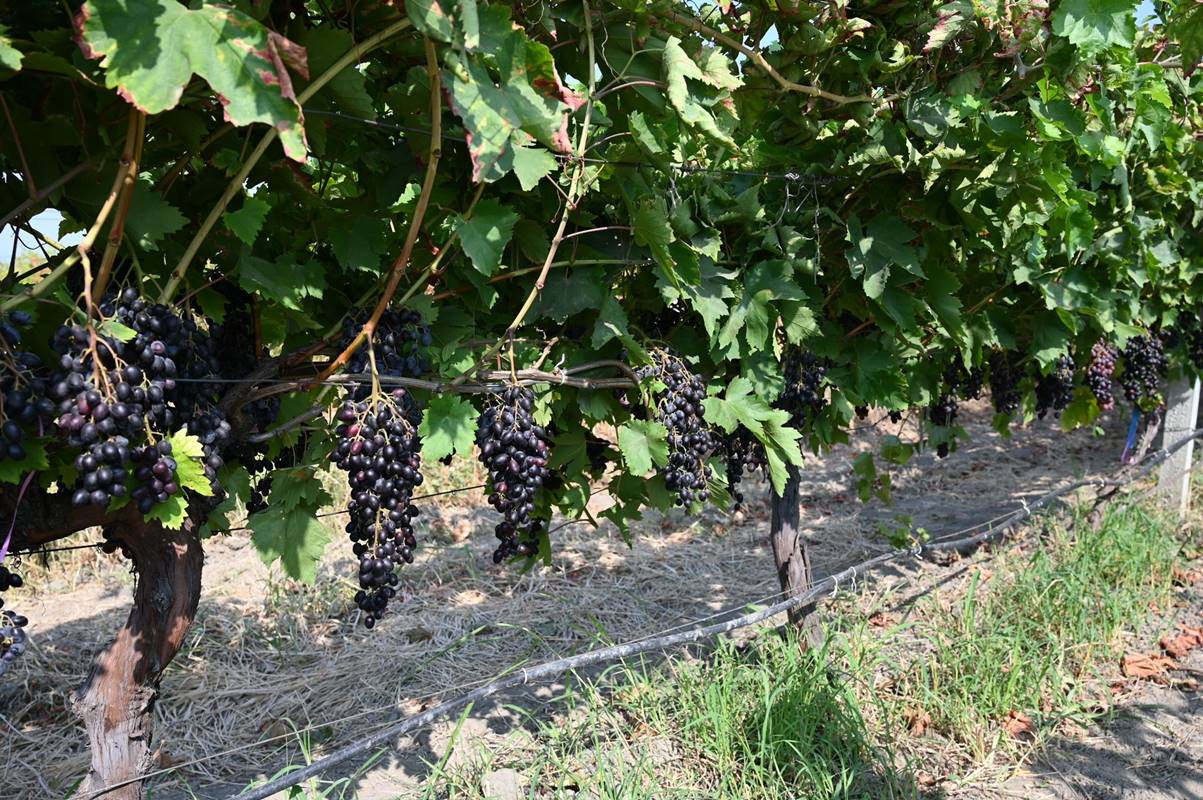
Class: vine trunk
71,516,204,800
770,463,821,647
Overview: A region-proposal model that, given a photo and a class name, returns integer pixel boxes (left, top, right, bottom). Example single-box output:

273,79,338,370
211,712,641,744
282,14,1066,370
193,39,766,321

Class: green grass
882,500,1183,760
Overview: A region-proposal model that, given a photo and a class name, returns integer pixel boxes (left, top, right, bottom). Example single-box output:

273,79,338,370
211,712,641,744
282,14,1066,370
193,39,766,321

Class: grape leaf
703,377,803,493
249,504,332,584
300,27,375,120
1052,0,1137,51
845,214,924,300
237,254,326,312
167,429,213,497
78,0,309,160
329,216,388,272
125,182,186,252
0,25,24,72
456,200,519,276
662,36,737,148
406,0,455,42
419,395,477,462
99,319,137,342
512,144,558,190
617,420,669,477
223,195,271,247
144,495,189,530
200,465,252,537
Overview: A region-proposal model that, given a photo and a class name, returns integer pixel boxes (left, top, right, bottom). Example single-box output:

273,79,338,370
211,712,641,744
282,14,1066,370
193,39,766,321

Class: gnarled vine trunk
770,462,821,647
71,515,204,800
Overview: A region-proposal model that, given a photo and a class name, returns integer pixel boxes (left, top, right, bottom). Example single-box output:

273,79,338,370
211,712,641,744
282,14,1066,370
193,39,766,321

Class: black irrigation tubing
301,107,841,183
211,427,1203,800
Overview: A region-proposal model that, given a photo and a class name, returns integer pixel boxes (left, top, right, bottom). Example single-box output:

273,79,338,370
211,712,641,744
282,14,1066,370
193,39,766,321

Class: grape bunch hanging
1034,355,1075,419
331,311,431,628
638,352,716,507
778,349,828,429
40,288,228,512
1120,333,1167,408
721,426,766,511
927,393,957,458
476,385,551,562
1086,342,1117,411
0,564,27,677
988,351,1023,415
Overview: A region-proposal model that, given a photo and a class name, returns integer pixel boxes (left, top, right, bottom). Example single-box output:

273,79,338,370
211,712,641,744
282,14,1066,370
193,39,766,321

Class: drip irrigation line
213,426,1203,800
301,107,840,183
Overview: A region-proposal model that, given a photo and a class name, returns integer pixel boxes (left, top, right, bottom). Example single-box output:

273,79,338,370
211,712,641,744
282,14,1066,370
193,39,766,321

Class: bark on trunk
72,515,204,800
770,462,821,647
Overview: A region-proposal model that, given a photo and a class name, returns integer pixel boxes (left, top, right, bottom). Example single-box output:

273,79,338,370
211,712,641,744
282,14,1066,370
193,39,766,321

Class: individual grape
778,349,827,428
1086,341,1117,411
476,386,550,562
637,352,716,507
988,351,1023,415
1034,354,1075,419
1120,333,1167,408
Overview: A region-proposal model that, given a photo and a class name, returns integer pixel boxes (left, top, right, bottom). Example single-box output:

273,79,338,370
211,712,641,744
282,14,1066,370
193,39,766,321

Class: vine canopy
0,0,1202,583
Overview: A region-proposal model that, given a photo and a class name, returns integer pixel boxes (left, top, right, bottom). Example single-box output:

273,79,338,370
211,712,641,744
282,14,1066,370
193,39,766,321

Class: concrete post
1158,376,1201,518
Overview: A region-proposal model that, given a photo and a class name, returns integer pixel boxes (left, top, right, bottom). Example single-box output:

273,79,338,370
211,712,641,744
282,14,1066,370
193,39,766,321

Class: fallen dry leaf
868,612,898,628
916,771,937,788
1172,565,1203,585
905,708,932,736
1122,652,1177,680
1160,624,1203,658
1002,710,1035,739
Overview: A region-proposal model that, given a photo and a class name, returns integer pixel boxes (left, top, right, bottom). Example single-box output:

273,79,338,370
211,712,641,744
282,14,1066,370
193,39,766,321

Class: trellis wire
185,426,1203,800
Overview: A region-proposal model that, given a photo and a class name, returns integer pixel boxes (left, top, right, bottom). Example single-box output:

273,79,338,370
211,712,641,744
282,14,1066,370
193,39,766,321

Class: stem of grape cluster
314,35,442,383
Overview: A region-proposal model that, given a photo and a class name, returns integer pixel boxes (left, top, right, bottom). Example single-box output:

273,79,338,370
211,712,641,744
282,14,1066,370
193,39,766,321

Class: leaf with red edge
77,0,309,161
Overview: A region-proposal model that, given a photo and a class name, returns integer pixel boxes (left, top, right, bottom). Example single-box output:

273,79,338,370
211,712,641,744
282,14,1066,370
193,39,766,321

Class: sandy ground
0,403,1198,799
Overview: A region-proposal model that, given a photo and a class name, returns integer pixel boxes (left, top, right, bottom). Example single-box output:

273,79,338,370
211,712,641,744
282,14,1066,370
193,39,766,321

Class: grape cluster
946,361,984,401
721,427,766,510
778,349,827,428
477,386,550,562
0,311,54,465
638,353,715,507
1086,341,1117,411
1120,333,1167,408
130,441,180,514
332,310,432,628
333,391,424,628
1034,355,1075,419
0,564,27,677
988,351,1023,415
343,308,431,379
927,394,957,458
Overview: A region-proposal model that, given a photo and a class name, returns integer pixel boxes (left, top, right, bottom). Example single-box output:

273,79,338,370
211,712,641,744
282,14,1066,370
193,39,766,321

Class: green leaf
1168,2,1203,73
144,495,189,529
200,465,252,537
79,0,309,160
0,439,48,484
238,254,326,312
444,15,571,182
845,214,924,300
329,216,388,272
632,197,678,284
419,395,477,462
223,195,271,247
167,429,214,497
456,200,519,276
617,420,669,477
99,319,137,343
662,36,737,148
406,0,455,42
125,182,186,252
1052,0,1137,51
250,504,332,584
924,1,972,52
0,25,24,72
591,294,631,349
511,144,558,191
703,377,803,494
